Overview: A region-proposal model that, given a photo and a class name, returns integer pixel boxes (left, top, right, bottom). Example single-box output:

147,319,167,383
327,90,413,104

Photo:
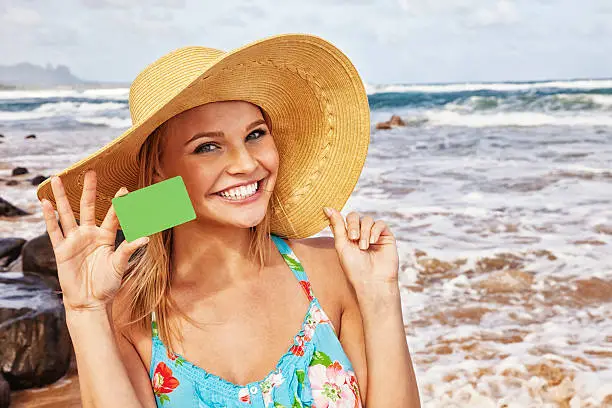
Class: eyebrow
184,119,267,146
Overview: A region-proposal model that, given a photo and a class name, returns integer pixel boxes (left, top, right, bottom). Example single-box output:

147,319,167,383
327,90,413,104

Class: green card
111,175,196,242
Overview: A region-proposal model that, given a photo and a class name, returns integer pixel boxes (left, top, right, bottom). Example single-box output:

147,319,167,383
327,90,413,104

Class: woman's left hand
323,207,399,296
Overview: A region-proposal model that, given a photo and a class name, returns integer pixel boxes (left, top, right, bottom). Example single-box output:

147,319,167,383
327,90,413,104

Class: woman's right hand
40,170,150,313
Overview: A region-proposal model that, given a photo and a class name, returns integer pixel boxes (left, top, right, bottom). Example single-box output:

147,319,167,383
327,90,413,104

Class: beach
1,79,612,407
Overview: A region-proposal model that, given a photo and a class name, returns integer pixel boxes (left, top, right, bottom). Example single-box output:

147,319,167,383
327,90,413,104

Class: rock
24,134,36,139
477,269,534,293
574,277,612,303
0,197,29,217
0,273,72,389
30,175,48,186
21,234,57,277
11,167,28,176
375,114,406,130
0,238,26,268
5,180,18,186
0,134,4,138
0,373,8,408
375,122,392,130
389,115,406,126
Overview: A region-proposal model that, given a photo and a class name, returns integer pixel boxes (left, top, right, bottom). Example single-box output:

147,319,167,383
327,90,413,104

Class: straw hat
36,33,370,239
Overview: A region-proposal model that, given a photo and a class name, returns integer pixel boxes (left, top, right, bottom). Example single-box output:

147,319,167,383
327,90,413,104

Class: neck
169,220,272,292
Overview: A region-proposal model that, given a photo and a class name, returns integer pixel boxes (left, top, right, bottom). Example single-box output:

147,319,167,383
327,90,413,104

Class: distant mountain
0,63,126,88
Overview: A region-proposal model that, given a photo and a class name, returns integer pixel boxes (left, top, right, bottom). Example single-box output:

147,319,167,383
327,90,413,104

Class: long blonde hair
114,108,276,352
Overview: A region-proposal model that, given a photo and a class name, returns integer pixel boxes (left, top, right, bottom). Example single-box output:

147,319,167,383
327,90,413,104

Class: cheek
182,168,218,197
260,139,280,171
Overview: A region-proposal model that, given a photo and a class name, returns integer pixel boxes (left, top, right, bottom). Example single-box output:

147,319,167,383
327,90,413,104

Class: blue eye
247,128,267,141
194,143,219,154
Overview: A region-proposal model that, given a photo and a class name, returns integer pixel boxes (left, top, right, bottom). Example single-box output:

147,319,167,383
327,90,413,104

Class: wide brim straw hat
36,33,370,239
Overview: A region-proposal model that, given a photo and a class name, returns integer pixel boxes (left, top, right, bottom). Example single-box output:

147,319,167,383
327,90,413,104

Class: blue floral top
149,234,363,407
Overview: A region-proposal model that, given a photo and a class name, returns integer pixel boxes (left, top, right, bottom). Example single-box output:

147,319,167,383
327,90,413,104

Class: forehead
168,101,263,128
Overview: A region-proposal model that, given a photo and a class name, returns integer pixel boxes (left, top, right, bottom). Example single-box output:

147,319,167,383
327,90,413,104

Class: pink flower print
310,305,330,325
303,322,316,342
309,363,359,408
290,334,307,357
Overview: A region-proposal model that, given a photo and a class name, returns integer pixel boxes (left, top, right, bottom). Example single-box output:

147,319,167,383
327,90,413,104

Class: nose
226,144,258,175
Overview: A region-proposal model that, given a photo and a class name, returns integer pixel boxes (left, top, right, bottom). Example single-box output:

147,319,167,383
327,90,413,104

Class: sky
0,0,611,85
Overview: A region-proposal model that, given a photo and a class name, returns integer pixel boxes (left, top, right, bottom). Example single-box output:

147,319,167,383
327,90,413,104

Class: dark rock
0,238,26,268
22,233,57,277
0,273,71,389
5,180,18,186
0,373,9,408
30,175,48,186
0,134,4,138
0,197,29,217
375,114,406,130
25,134,36,139
11,167,28,176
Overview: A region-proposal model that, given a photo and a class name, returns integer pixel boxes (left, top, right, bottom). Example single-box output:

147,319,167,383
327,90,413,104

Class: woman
36,34,420,407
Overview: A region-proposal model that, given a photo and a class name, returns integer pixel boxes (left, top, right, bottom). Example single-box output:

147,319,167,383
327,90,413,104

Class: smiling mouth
214,177,264,201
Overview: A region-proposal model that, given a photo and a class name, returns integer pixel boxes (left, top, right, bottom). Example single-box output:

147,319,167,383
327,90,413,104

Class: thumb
323,207,348,246
112,236,149,278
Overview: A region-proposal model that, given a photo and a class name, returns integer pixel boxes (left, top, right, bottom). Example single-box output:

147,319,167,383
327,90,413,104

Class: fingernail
323,207,332,216
359,239,367,250
350,230,359,239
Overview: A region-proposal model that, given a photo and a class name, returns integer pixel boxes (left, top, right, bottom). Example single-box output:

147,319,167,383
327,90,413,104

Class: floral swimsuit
149,234,363,408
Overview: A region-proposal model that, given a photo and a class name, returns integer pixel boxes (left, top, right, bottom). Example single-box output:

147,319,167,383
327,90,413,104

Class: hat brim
36,33,370,239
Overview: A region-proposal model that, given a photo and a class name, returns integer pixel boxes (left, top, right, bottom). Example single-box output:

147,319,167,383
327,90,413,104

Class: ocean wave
0,101,126,122
366,79,612,94
419,111,612,127
0,88,129,101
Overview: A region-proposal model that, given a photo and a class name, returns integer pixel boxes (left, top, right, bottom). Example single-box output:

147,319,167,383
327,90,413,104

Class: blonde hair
114,107,277,352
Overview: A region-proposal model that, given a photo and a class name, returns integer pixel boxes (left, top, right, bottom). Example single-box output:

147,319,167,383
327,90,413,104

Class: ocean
1,79,611,407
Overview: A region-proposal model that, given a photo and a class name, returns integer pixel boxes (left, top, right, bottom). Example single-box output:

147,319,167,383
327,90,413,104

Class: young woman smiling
37,34,420,408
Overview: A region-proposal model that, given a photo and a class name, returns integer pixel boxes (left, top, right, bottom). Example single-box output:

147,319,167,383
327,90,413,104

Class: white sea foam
366,79,612,94
420,110,612,127
0,101,126,122
0,87,129,101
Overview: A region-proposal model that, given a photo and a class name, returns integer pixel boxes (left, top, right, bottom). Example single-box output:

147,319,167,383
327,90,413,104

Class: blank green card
111,175,196,242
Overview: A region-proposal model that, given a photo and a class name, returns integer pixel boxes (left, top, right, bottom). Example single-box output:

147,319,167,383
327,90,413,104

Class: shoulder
287,236,354,312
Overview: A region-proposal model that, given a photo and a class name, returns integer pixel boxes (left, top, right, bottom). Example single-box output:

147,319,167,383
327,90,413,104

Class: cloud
3,6,42,26
80,0,186,9
397,0,520,27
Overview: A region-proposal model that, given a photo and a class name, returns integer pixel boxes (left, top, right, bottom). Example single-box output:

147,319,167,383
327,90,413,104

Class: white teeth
218,181,258,200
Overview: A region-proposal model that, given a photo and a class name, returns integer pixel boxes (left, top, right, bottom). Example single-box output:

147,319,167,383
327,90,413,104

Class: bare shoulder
110,280,152,370
287,236,354,313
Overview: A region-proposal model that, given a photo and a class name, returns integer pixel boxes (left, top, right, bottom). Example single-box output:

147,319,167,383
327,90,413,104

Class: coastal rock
376,114,406,130
0,273,71,389
25,134,36,139
22,233,57,277
30,175,48,186
11,167,28,176
0,238,26,268
477,269,534,293
5,180,18,186
0,134,4,138
0,373,9,408
0,197,29,217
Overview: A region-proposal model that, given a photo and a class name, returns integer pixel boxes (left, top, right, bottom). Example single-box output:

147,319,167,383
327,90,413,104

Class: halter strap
270,234,316,302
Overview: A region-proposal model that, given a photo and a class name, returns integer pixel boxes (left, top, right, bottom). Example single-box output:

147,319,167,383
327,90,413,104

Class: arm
67,307,156,408
351,282,419,407
324,207,421,407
